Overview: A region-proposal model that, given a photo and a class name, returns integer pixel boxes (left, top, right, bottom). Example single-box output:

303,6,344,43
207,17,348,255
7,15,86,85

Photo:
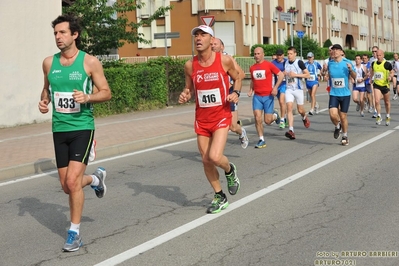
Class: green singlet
48,51,94,132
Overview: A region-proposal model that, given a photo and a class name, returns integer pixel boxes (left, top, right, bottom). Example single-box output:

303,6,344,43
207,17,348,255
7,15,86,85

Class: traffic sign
200,16,215,26
154,32,180,39
297,31,304,39
280,12,292,22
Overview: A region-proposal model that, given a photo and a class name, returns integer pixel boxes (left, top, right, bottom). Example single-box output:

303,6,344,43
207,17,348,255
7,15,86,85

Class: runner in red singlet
178,25,242,214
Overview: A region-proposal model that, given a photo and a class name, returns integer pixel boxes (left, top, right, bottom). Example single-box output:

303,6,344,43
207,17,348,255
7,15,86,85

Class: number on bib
197,88,222,108
54,92,81,113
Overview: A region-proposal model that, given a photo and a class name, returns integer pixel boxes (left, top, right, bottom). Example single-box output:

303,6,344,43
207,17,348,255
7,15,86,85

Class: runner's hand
38,99,49,114
178,88,191,103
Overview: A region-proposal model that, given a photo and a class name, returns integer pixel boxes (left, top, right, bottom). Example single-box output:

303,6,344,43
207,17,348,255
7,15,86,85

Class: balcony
373,4,379,14
360,26,368,36
272,10,279,21
303,13,313,27
331,19,341,31
196,0,241,12
384,10,392,19
359,0,367,10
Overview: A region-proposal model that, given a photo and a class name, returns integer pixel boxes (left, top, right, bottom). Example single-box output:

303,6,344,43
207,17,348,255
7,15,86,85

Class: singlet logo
69,71,83,81
52,69,61,74
204,72,219,82
196,75,203,83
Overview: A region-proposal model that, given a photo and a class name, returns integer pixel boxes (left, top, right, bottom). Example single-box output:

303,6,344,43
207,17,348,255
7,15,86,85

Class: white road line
94,130,395,266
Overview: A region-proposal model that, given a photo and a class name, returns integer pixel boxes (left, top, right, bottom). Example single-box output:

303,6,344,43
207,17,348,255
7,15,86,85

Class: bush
93,57,187,117
94,63,167,116
323,39,333,48
250,44,286,56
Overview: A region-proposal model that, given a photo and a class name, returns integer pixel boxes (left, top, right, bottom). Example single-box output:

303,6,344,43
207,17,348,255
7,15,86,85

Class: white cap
191,25,214,36
307,52,314,57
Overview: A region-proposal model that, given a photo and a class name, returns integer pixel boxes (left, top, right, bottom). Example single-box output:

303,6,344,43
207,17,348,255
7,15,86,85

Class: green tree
63,0,172,55
323,39,333,48
284,35,321,58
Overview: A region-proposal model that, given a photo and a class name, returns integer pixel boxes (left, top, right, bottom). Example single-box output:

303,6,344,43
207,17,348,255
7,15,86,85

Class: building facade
120,0,399,59
264,0,399,52
119,0,263,57
0,1,61,127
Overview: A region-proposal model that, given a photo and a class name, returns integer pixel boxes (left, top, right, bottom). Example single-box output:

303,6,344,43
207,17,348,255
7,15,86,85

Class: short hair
362,54,369,58
287,46,297,53
52,14,82,46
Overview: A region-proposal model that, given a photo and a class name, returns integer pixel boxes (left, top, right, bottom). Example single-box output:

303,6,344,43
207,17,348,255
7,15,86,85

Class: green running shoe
206,194,229,214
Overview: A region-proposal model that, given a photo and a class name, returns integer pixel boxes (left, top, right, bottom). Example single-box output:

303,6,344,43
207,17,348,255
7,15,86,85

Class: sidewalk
0,83,318,180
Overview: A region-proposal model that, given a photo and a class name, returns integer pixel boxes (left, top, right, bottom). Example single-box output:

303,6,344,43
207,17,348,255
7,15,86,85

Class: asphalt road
2,92,399,266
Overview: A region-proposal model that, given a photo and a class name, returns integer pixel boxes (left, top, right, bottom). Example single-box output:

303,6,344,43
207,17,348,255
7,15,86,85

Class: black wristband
233,90,240,97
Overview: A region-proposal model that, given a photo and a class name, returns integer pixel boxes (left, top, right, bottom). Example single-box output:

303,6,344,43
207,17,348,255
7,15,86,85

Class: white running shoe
239,128,249,149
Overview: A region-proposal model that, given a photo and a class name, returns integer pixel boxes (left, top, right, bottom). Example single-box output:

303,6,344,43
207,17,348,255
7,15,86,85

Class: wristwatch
233,90,241,97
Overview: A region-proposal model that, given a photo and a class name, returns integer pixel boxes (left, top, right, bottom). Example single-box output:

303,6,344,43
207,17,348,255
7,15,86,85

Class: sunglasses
372,50,378,52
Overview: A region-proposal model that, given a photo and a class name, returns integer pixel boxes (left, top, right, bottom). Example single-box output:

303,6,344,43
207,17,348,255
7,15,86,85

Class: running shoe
368,107,373,113
372,111,377,118
308,109,314,116
255,139,266,149
225,163,240,195
206,194,229,214
376,116,382,125
279,121,285,129
333,123,341,139
91,167,107,198
239,128,249,149
356,103,360,112
386,117,391,126
63,230,82,252
341,136,349,146
303,117,310,128
285,130,296,140
285,120,289,127
393,94,398,100
315,102,320,114
89,140,96,162
360,111,364,117
273,109,280,124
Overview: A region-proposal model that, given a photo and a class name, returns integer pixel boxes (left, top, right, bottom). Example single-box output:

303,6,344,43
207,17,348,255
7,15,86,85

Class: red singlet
250,60,281,96
192,52,231,123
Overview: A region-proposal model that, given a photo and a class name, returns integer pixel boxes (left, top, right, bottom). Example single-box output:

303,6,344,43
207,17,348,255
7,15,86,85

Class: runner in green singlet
38,14,111,252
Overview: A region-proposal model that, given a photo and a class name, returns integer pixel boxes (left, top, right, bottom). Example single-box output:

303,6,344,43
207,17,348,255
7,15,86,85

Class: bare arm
38,57,52,114
223,55,241,103
274,71,285,90
247,79,254,97
287,66,310,79
347,63,357,80
73,55,112,104
179,60,194,104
